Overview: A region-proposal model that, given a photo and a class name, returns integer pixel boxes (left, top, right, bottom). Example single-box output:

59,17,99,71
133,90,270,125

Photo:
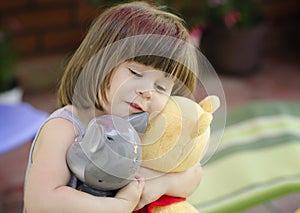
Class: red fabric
133,195,186,213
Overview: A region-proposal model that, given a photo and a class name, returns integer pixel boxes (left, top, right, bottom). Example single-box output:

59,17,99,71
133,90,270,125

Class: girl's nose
136,89,154,99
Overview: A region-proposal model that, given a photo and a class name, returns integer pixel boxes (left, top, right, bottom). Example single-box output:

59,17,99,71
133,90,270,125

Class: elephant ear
80,119,105,154
125,112,149,135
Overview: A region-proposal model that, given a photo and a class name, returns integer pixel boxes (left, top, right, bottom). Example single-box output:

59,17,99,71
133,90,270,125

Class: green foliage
202,0,263,29
0,28,17,92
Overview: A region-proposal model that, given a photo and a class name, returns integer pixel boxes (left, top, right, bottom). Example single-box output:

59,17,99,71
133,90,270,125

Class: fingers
134,175,145,191
115,175,145,202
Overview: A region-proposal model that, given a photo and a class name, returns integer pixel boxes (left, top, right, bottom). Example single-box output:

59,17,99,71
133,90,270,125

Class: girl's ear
125,112,149,135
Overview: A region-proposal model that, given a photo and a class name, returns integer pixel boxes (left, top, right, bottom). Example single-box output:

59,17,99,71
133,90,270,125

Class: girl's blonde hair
58,1,198,110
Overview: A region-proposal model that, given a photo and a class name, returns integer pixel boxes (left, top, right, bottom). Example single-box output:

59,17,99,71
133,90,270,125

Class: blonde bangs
130,55,197,96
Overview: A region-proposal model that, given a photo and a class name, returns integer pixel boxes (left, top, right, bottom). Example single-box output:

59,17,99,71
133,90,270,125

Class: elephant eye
106,136,114,141
98,179,103,182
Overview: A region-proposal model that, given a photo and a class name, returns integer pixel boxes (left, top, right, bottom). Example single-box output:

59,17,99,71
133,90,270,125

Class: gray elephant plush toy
67,112,148,197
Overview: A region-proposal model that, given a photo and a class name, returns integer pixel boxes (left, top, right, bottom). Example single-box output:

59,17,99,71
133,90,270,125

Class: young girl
23,1,202,213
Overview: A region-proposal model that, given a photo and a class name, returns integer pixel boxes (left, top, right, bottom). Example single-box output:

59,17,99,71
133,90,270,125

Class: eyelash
155,83,166,92
129,68,167,92
129,68,143,77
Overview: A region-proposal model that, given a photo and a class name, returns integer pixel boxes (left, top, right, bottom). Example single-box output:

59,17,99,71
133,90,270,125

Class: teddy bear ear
197,112,213,135
199,95,220,113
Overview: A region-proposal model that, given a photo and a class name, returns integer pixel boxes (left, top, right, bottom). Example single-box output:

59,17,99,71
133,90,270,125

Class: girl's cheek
156,96,169,111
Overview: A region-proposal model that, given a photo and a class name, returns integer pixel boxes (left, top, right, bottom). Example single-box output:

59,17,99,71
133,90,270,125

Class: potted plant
0,26,21,103
197,0,267,75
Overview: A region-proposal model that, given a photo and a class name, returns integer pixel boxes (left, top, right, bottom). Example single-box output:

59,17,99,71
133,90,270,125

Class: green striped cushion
188,101,300,213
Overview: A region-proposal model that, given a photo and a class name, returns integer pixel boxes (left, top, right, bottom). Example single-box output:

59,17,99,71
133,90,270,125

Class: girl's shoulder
45,105,86,137
49,105,73,119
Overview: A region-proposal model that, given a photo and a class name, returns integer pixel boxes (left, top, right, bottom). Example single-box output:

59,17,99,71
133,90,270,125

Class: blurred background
0,0,299,212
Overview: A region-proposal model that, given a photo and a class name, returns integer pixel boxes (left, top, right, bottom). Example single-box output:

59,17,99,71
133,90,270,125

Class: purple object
0,103,48,155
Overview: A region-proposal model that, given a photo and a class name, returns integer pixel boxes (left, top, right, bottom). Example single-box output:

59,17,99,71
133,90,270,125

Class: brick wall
1,0,299,60
0,0,100,59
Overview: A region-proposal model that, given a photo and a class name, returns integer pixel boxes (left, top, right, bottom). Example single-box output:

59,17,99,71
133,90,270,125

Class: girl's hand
135,163,202,210
134,168,167,210
135,167,169,210
115,176,145,211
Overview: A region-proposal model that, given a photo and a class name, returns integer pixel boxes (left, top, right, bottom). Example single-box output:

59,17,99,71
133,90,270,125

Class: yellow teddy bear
139,95,220,213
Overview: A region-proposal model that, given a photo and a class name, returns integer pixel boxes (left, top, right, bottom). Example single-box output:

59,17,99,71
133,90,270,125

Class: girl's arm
24,118,144,213
135,163,202,210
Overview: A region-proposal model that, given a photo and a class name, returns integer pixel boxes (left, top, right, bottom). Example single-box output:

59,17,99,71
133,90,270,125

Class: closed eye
155,83,166,92
129,68,143,77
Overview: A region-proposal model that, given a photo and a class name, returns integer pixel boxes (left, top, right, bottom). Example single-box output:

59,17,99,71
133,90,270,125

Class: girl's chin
108,109,131,118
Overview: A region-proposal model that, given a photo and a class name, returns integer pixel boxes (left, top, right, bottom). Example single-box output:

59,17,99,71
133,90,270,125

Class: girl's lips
129,102,143,112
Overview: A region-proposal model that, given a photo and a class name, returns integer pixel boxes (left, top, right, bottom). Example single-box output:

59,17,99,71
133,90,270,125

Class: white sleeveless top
23,108,86,213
